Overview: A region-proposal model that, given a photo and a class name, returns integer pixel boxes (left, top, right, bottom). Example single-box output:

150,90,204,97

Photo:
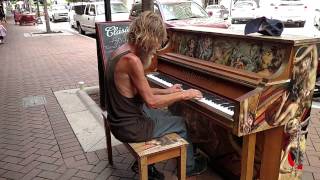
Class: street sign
96,21,130,109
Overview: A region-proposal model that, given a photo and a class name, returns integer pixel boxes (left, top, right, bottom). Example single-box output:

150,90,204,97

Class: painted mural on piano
278,45,317,179
246,44,317,179
172,33,285,77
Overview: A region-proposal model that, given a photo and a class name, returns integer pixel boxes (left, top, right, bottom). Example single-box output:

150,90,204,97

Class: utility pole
104,0,111,21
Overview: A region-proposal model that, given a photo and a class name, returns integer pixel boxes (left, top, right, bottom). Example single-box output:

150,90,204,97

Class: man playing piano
105,11,207,179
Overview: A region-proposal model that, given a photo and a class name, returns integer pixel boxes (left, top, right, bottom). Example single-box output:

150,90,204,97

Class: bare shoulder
123,53,143,68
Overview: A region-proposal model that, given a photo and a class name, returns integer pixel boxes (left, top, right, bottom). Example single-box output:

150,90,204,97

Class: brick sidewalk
0,19,319,180
304,108,320,180
0,20,140,180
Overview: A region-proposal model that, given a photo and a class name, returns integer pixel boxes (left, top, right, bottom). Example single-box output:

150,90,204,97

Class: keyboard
146,73,235,117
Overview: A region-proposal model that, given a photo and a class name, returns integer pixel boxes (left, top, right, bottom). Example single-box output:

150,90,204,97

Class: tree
43,0,51,32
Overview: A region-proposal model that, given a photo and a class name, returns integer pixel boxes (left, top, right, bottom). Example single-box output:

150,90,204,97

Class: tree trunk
43,0,51,33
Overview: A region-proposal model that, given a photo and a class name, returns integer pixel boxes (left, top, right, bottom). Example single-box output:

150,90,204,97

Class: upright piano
96,22,320,180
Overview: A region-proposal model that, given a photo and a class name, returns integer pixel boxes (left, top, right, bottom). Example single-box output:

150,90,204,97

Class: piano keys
147,73,235,116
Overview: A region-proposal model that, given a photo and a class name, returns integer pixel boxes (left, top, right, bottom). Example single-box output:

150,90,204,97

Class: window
89,4,96,15
85,4,90,15
74,5,86,15
111,3,129,13
96,3,128,15
130,4,160,17
160,2,208,21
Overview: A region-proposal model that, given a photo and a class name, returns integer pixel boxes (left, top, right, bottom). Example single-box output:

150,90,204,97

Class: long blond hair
127,11,167,55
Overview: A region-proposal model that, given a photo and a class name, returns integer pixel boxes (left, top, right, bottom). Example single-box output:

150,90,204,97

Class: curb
76,86,104,126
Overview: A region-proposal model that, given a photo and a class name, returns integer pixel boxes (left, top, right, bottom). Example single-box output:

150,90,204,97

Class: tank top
105,50,154,142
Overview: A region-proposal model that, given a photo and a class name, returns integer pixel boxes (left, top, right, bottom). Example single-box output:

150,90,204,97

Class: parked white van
75,1,129,34
68,3,87,28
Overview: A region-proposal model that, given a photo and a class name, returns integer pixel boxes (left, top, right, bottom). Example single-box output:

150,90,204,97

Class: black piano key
214,98,224,104
156,74,180,86
201,92,231,107
203,93,217,99
221,103,230,107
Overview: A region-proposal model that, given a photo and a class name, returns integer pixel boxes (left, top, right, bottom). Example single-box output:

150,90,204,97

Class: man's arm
151,88,169,95
127,57,202,109
151,84,182,95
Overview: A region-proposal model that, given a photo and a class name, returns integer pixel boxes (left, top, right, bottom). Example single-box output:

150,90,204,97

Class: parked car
231,1,258,24
68,3,86,28
75,1,129,34
48,5,69,22
314,8,320,30
205,4,229,19
129,0,230,29
262,0,307,27
234,0,259,7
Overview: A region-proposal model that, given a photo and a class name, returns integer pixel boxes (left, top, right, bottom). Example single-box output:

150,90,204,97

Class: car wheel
313,84,320,98
298,21,305,27
78,25,85,35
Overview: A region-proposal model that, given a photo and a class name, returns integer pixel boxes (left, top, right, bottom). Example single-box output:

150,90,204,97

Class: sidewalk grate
22,95,47,108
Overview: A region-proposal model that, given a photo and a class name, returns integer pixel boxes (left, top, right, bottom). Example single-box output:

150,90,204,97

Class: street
35,8,320,39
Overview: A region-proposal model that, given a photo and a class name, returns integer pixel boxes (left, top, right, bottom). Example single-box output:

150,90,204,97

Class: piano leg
260,126,284,180
241,133,256,180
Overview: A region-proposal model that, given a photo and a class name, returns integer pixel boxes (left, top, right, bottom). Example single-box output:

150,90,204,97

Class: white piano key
147,74,173,87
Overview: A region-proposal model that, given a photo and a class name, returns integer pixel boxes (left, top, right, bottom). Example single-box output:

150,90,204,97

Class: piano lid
170,26,320,45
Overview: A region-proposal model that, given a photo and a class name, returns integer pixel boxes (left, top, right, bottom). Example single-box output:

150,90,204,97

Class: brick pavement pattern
0,21,141,180
0,19,319,180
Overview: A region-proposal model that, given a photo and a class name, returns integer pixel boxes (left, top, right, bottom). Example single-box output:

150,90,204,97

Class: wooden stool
102,112,188,180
